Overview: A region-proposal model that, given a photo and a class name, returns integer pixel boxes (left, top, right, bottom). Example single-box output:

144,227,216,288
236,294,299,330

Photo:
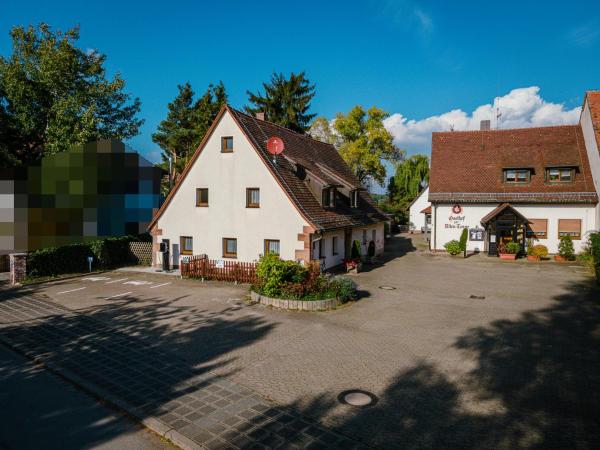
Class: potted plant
527,244,549,261
345,240,362,273
556,235,575,262
498,241,520,260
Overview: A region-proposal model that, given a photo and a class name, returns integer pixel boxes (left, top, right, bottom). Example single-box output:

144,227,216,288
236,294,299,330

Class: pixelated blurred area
0,139,162,255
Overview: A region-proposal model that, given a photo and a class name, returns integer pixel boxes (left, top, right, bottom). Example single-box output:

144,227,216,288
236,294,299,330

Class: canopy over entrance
481,203,530,226
481,203,530,256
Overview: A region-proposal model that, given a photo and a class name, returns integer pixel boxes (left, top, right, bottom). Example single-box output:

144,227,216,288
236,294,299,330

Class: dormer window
504,169,530,183
322,187,335,207
350,190,359,208
547,168,573,182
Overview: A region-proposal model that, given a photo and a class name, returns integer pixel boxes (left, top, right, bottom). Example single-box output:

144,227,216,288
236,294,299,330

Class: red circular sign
452,204,462,214
267,136,285,155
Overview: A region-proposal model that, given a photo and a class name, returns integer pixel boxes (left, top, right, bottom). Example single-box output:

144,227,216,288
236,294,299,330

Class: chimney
255,112,265,121
480,120,491,131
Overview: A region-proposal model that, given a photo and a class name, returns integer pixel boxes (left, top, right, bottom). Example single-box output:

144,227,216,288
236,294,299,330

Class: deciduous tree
0,24,143,166
334,106,403,187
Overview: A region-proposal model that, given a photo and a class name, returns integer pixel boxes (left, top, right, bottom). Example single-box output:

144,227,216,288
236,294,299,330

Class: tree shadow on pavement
275,277,600,449
0,286,275,449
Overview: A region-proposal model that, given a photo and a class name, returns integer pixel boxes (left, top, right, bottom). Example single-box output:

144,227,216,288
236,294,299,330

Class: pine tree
152,81,227,176
245,72,316,133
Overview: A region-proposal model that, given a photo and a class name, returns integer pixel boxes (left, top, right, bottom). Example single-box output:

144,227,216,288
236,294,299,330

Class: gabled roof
429,124,598,204
585,91,600,151
480,203,530,225
149,106,387,231
420,205,432,214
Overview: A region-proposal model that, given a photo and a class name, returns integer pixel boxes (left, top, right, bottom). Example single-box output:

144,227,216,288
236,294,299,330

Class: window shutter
529,219,547,233
558,219,581,233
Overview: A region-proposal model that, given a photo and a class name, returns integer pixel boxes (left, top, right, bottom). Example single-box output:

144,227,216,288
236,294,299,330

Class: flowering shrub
444,240,461,255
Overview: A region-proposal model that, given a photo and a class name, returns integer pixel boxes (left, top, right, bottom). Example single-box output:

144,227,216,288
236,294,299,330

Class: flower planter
527,255,540,262
554,255,567,262
250,291,341,311
344,259,362,274
499,253,517,260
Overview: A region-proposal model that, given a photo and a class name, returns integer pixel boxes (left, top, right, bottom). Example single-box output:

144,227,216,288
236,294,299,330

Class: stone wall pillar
9,253,27,285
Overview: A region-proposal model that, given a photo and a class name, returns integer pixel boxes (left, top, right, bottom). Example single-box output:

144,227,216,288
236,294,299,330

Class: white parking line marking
56,287,87,295
149,282,171,289
82,277,111,281
105,292,132,300
105,278,128,284
123,280,153,286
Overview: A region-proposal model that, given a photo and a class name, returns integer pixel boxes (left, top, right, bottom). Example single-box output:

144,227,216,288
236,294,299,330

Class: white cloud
383,87,581,154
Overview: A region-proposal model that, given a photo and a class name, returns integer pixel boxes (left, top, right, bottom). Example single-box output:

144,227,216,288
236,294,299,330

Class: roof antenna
494,97,502,129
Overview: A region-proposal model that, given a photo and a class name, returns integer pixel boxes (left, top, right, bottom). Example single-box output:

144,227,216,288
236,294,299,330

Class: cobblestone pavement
0,294,364,450
3,234,599,448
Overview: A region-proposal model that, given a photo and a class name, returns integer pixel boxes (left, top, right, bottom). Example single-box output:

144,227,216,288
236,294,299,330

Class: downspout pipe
433,204,437,252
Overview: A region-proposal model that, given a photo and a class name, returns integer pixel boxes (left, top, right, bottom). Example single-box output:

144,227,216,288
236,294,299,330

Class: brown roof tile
150,106,387,231
586,91,600,152
429,124,598,204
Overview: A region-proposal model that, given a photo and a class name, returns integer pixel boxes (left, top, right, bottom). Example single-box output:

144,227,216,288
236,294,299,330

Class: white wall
409,187,430,232
580,99,600,229
312,229,345,269
351,223,385,257
156,111,308,266
432,203,596,254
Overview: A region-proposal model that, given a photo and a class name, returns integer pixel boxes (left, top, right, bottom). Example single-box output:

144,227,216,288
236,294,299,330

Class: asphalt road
0,343,174,450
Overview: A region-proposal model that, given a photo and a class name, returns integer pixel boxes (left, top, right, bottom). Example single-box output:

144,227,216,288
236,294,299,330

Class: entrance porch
480,203,531,256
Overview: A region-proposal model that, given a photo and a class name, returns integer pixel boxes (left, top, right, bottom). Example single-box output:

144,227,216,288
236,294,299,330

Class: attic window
350,190,359,208
547,168,573,182
322,188,335,207
504,169,530,183
221,136,234,153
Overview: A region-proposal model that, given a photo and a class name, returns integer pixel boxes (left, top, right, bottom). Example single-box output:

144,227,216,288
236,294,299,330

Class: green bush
459,228,468,253
530,244,549,258
444,240,462,255
558,235,575,261
254,255,357,301
329,275,357,301
505,242,521,254
367,240,376,257
255,252,307,297
27,235,143,277
28,243,93,278
588,231,600,283
351,240,362,259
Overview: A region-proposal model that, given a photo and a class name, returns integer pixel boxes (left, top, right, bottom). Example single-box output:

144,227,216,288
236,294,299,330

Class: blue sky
2,0,599,173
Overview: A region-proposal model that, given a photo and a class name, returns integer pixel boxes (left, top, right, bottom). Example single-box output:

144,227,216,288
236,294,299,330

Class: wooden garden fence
180,255,257,284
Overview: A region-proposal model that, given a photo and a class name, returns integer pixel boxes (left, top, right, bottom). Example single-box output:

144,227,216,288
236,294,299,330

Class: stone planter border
250,291,341,311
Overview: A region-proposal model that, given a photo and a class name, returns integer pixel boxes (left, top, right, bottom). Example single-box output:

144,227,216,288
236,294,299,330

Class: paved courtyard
1,234,599,449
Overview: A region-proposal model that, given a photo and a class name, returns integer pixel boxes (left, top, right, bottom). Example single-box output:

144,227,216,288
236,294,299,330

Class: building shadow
359,234,417,273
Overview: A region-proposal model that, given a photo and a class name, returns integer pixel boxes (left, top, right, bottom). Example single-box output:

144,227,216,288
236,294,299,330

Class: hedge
590,231,600,284
27,235,145,277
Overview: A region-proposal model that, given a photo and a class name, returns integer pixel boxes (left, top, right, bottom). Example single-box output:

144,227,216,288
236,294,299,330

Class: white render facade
429,91,600,256
408,186,430,232
430,203,597,254
150,107,386,269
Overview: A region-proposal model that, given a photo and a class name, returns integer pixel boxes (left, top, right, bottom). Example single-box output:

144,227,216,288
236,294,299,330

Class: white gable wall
408,187,430,231
156,111,308,266
580,99,600,229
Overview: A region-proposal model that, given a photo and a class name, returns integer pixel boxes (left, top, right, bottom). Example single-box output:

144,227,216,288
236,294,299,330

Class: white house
428,90,600,255
408,186,430,232
148,106,387,270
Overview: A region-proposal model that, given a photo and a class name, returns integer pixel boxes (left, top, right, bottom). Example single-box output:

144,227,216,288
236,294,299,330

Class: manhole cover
338,390,378,407
379,286,396,290
469,294,485,300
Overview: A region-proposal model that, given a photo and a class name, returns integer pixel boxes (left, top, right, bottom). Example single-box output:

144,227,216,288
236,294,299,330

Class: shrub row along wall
27,235,151,277
590,232,600,284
